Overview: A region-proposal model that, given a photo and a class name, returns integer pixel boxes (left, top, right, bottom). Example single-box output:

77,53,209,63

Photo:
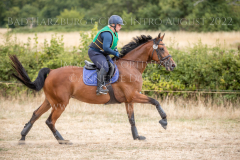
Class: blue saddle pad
83,59,119,86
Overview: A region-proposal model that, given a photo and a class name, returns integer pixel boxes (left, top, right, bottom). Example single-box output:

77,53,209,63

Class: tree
56,9,85,26
20,4,39,18
4,7,20,28
121,11,136,31
183,0,240,31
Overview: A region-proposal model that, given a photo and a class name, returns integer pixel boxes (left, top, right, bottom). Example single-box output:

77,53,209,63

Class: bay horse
10,33,176,144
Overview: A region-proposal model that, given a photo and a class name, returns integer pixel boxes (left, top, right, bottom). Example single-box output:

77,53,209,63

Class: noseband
150,38,172,65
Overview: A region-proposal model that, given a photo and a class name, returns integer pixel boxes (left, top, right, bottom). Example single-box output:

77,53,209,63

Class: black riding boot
96,68,109,95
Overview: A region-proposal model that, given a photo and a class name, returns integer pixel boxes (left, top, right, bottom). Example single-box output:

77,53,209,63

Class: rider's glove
114,51,120,57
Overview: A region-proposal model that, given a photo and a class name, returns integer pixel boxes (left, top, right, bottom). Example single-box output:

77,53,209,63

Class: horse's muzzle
164,61,175,71
170,63,176,71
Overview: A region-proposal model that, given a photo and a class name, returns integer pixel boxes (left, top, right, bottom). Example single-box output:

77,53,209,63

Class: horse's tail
9,55,50,91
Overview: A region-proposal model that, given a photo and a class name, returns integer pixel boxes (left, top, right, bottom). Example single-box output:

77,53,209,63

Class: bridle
117,38,172,66
150,38,172,66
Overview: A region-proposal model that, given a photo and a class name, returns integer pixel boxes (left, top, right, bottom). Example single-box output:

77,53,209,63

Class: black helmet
108,15,124,26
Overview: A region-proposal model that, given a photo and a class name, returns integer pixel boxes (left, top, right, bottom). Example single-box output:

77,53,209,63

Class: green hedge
143,40,240,91
142,40,240,101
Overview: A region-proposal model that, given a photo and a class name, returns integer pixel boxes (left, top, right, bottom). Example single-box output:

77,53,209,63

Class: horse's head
149,33,176,71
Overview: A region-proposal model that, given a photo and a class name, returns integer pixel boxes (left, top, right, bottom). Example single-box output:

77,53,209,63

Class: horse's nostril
172,64,175,67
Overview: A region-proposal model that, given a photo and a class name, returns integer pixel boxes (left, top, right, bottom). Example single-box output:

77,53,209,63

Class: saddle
84,60,116,82
84,60,97,70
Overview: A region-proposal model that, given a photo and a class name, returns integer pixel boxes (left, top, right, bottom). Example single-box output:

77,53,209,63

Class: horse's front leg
131,92,167,129
125,103,146,140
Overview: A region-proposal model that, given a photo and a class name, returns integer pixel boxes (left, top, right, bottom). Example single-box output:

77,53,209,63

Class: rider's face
116,24,122,32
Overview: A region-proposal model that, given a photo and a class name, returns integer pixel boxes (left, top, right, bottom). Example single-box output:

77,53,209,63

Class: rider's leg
88,48,109,95
96,67,109,95
88,48,109,72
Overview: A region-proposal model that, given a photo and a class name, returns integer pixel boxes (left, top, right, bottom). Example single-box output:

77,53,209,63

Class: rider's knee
103,64,109,73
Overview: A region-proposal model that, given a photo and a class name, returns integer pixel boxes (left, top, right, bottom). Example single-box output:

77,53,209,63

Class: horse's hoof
159,119,167,130
137,136,146,140
58,140,73,145
18,140,25,145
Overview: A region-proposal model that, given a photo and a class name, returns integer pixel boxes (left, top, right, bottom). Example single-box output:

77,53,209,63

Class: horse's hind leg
45,101,72,145
19,98,51,144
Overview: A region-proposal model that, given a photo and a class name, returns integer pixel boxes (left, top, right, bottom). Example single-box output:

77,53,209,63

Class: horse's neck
123,43,150,61
121,42,151,73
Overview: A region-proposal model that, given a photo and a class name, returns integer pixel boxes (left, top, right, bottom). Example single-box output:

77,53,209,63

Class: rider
88,15,124,95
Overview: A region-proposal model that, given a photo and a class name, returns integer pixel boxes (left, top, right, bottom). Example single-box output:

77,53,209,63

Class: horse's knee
29,104,48,124
30,112,40,124
148,97,166,119
148,97,159,106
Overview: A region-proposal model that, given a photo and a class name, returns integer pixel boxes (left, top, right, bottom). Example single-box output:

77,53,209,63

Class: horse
9,33,176,144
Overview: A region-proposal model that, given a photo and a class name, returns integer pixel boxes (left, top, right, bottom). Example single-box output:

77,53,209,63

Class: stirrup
96,85,108,95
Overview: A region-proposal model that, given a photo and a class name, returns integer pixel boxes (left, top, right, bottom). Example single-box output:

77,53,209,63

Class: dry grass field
0,29,240,49
0,94,240,159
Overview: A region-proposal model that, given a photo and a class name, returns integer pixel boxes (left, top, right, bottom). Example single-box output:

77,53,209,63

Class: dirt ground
0,95,239,160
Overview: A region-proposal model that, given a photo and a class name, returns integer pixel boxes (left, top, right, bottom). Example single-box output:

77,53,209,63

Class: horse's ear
161,33,165,40
158,33,161,39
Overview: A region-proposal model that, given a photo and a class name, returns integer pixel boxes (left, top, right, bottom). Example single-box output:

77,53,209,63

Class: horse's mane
119,35,152,58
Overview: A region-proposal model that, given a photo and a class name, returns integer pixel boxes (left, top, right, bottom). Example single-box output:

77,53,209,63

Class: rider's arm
101,32,119,56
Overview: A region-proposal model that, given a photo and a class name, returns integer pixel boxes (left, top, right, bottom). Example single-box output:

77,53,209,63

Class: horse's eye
160,48,164,51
